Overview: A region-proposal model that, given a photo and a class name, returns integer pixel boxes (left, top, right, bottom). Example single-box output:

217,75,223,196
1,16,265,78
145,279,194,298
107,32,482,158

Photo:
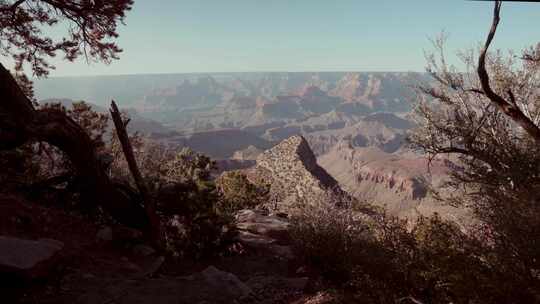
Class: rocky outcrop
247,135,343,212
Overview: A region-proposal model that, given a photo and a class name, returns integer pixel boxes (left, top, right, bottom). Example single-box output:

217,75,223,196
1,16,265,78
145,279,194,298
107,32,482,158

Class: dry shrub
289,194,530,303
408,33,540,303
290,196,372,283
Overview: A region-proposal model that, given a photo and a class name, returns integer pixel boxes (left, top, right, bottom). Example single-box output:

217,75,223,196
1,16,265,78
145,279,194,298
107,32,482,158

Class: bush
216,171,269,214
289,197,531,304
290,198,372,283
408,33,540,303
4,101,237,259
130,146,238,259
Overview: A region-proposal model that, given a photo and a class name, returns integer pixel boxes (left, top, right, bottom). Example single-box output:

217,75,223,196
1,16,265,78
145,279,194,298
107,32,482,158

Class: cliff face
355,164,428,200
247,135,342,212
318,141,451,216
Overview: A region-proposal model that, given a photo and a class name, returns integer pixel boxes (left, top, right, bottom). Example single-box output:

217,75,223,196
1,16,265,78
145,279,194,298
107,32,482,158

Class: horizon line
37,70,426,79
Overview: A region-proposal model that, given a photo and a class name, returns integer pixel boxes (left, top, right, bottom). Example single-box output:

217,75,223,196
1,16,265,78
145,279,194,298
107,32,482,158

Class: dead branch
110,101,162,247
477,0,540,143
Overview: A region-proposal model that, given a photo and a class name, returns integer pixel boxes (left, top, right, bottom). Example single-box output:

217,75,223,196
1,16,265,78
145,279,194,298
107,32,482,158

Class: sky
16,0,540,76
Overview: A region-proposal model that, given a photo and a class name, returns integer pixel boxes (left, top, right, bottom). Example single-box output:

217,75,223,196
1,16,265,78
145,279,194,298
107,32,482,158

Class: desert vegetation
291,194,538,303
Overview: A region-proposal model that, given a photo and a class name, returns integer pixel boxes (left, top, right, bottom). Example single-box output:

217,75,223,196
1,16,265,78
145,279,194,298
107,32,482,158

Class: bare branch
110,101,162,248
477,1,540,143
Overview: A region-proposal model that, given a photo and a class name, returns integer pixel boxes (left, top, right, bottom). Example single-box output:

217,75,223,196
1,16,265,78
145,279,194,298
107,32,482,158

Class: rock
133,244,156,257
112,226,143,243
96,226,113,242
134,256,165,278
235,231,295,260
246,275,309,302
235,209,290,242
235,210,296,260
236,231,276,247
77,268,253,304
295,291,339,304
198,266,253,299
96,226,143,244
318,143,462,219
0,236,63,279
268,245,295,260
119,256,142,273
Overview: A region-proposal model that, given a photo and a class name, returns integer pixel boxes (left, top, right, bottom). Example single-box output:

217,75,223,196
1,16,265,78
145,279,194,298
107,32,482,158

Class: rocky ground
0,194,339,304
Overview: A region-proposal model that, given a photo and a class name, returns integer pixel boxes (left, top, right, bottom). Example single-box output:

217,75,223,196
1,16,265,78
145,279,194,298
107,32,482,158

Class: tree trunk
0,63,149,230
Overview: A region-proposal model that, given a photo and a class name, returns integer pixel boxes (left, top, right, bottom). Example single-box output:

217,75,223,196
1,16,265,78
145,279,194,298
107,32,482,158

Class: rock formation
247,135,343,212
318,141,466,220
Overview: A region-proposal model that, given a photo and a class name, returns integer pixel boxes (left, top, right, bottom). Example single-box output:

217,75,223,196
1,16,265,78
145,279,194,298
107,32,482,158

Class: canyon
34,71,458,219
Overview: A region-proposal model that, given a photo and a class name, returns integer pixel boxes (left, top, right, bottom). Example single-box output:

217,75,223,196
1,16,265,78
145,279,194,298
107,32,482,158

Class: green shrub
216,171,269,214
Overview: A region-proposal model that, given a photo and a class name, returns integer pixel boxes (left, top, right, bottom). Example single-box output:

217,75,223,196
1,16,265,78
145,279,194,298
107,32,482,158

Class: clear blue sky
39,0,540,76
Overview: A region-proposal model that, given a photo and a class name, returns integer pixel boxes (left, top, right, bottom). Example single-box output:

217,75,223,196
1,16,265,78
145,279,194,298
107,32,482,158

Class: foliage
0,0,133,76
290,196,372,284
68,102,109,149
2,99,238,258
12,71,35,101
0,101,108,185
408,32,540,302
216,171,269,214
31,101,109,178
149,152,236,259
163,208,236,260
290,198,527,303
110,138,215,186
109,138,237,258
0,145,39,188
9,101,237,258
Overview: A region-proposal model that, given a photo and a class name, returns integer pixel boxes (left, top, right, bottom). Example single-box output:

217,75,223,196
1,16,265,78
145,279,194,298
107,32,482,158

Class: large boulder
0,236,63,279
